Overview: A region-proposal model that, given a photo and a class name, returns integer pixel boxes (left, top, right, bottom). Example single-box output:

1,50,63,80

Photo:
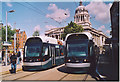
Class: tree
2,25,15,42
61,21,84,40
33,31,40,36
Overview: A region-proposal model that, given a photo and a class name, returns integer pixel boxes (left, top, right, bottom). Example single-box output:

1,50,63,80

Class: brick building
12,29,27,52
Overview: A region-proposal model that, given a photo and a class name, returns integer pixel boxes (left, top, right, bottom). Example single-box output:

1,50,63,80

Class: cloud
40,32,45,37
46,4,70,22
106,30,110,34
98,25,105,30
86,1,112,24
45,25,57,30
6,2,12,7
34,25,41,32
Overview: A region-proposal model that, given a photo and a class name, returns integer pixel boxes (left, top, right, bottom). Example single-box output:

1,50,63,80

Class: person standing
17,50,21,64
2,49,5,66
10,51,17,73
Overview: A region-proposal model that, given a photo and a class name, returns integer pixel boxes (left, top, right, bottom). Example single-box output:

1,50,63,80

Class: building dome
75,1,88,14
74,1,91,27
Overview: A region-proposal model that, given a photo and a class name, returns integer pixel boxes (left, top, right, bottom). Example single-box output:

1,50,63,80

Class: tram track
2,70,39,80
13,72,39,80
2,71,23,78
2,64,91,81
59,73,69,81
59,73,89,81
82,74,88,81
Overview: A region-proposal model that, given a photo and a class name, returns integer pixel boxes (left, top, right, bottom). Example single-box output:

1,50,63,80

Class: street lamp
6,10,15,42
5,10,15,66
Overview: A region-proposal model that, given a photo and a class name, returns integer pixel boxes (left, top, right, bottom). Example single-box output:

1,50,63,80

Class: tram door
51,46,55,66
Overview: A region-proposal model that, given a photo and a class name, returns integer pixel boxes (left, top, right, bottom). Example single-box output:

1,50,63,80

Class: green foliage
33,31,40,36
2,25,15,42
62,21,84,40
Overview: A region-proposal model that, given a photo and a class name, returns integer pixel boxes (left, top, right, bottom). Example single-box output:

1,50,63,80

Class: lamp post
5,10,15,66
14,22,16,53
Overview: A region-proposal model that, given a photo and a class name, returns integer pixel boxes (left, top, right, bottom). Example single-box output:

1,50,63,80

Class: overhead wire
16,2,61,24
16,2,44,17
16,2,71,26
25,2,63,24
25,2,46,16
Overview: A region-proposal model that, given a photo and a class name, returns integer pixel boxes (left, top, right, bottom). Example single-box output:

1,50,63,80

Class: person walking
10,51,17,73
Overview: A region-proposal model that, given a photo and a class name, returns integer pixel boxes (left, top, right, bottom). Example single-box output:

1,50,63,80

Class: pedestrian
8,52,12,65
17,50,21,64
2,49,5,66
10,51,17,73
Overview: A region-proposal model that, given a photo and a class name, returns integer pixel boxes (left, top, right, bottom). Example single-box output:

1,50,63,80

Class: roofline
65,32,93,41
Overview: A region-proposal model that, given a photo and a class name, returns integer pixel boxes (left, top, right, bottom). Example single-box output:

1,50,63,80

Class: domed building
74,1,91,27
45,1,108,54
74,1,108,54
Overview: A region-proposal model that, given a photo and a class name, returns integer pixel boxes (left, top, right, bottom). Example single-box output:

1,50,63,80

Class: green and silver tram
22,36,64,71
65,32,97,70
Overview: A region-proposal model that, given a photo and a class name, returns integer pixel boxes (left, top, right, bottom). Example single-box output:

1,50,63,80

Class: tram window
42,45,48,56
67,43,88,57
55,49,60,56
60,47,64,56
25,38,42,57
26,46,41,57
51,46,55,57
90,46,93,56
36,48,40,52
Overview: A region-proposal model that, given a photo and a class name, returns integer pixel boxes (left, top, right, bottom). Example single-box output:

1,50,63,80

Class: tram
65,32,97,70
22,36,64,71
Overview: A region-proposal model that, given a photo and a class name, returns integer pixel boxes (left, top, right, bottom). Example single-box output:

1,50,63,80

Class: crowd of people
1,49,22,73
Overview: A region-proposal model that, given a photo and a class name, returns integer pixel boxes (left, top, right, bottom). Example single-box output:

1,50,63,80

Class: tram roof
65,32,93,41
27,36,64,45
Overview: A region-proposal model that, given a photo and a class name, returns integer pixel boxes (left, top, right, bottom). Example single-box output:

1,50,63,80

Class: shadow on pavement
22,65,58,72
57,65,88,74
57,65,103,81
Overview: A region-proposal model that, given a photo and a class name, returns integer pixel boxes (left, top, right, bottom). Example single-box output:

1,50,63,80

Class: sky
1,0,114,38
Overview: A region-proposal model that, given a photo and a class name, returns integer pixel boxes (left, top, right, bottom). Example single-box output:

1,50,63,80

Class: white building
45,1,108,54
45,27,64,40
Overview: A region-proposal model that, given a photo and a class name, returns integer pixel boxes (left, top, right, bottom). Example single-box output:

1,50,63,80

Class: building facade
12,29,27,52
45,27,64,40
45,2,108,54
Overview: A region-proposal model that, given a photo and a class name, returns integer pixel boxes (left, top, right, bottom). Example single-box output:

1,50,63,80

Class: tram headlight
84,59,87,62
83,59,89,62
68,59,71,62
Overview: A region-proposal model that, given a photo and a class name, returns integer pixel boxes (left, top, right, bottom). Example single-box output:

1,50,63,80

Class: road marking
82,74,88,81
2,71,23,78
13,72,38,80
59,74,69,81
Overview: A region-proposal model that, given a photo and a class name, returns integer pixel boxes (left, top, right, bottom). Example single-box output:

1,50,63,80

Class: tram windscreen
24,38,42,57
67,40,88,57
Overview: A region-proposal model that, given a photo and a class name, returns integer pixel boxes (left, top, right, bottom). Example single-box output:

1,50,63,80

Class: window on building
81,15,83,21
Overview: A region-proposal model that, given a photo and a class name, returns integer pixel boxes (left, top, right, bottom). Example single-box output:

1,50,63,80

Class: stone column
80,15,81,22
